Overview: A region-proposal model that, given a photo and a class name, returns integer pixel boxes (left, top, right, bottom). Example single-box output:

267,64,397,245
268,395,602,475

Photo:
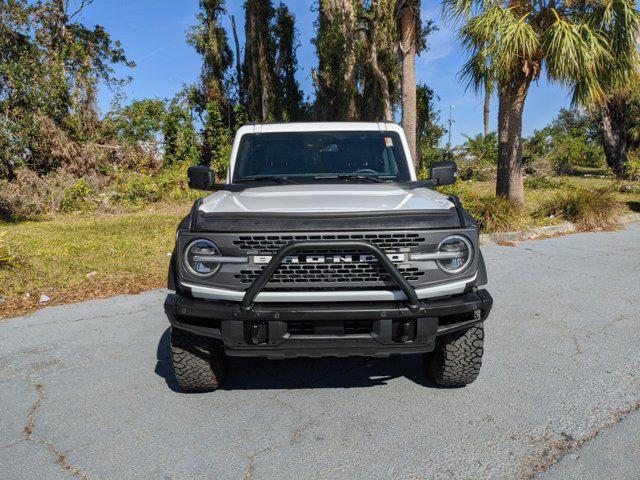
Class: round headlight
436,235,473,274
184,239,221,277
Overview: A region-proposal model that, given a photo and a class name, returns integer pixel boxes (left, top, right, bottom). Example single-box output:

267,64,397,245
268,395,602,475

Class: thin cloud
138,46,168,62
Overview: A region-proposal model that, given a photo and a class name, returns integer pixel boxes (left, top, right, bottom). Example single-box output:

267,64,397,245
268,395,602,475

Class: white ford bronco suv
165,122,492,391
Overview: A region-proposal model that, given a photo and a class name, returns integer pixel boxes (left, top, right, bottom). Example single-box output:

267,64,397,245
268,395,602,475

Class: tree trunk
314,0,359,121
1,156,15,182
243,0,275,122
342,51,358,120
600,96,628,177
496,74,531,204
397,0,419,167
483,81,491,138
230,15,244,106
258,37,271,122
363,6,392,121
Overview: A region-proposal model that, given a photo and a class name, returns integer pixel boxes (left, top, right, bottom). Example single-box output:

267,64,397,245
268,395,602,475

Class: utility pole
447,105,455,151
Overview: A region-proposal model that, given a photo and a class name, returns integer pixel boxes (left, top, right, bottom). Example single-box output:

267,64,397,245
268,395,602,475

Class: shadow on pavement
155,327,442,392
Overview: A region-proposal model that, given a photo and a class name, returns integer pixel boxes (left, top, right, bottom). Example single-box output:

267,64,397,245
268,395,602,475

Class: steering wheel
354,168,379,176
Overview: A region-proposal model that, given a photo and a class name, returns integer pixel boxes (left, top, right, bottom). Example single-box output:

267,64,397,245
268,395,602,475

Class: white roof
236,122,405,135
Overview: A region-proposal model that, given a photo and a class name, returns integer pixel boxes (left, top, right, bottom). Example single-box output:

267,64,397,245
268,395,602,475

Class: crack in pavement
0,439,25,449
11,303,159,329
524,398,640,479
23,383,92,480
290,420,320,444
241,418,321,479
600,314,632,332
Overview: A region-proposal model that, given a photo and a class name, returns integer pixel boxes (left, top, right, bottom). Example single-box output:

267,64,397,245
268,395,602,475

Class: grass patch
569,166,609,176
0,231,16,269
465,195,530,233
0,208,186,317
524,176,569,190
536,188,620,231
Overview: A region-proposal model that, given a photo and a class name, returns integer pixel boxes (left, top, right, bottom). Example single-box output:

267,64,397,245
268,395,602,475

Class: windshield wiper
313,174,394,183
235,176,296,184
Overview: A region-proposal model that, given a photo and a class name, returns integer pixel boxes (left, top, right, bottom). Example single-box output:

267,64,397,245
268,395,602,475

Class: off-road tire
423,323,484,387
171,328,228,392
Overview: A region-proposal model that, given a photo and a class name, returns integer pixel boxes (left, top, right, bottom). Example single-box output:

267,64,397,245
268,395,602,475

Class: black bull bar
240,240,421,312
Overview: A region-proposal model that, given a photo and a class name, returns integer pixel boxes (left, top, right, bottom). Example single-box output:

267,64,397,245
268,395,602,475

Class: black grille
344,320,373,334
235,263,425,286
287,320,314,335
233,233,426,255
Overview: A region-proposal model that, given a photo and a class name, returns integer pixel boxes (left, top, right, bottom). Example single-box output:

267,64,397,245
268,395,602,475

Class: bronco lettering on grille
252,253,407,265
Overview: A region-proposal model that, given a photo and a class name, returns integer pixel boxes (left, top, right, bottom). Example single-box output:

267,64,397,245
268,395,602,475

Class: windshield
232,131,411,182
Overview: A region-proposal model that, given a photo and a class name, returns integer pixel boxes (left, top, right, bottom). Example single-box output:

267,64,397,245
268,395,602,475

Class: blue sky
81,0,573,146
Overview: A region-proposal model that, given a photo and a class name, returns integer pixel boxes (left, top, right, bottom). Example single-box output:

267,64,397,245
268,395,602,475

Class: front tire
170,328,228,392
424,323,484,387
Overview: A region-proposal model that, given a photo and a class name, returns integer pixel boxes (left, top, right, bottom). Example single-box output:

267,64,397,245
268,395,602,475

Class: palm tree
444,0,640,202
591,8,640,176
483,74,492,138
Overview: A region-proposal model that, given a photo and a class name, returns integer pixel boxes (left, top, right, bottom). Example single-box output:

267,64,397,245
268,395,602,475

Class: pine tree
187,0,233,165
274,3,304,121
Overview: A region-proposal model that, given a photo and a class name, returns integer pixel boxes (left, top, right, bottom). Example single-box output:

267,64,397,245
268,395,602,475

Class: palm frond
460,48,493,93
460,5,508,48
585,0,640,100
543,15,610,92
441,0,486,23
493,9,540,82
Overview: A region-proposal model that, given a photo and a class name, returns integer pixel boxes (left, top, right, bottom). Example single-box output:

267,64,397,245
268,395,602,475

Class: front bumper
164,289,493,359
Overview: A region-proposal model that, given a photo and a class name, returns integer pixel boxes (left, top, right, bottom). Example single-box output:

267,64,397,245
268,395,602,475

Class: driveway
1,224,639,479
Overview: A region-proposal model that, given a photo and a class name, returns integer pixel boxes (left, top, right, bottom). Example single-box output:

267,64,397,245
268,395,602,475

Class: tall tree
396,0,434,166
600,93,630,175
482,74,492,138
359,0,399,121
187,0,233,164
273,3,305,121
313,0,360,120
243,0,277,122
230,15,244,105
588,5,640,176
447,0,640,202
0,0,133,178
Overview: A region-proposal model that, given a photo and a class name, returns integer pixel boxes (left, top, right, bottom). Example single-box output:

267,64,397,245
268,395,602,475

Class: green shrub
465,195,529,233
60,179,97,213
625,160,640,181
460,133,498,164
113,173,162,205
457,161,496,182
548,136,605,173
524,176,569,189
536,188,620,231
154,163,198,202
437,183,474,204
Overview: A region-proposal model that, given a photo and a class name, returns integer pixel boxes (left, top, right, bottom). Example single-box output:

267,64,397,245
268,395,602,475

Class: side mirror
187,165,215,190
429,161,457,186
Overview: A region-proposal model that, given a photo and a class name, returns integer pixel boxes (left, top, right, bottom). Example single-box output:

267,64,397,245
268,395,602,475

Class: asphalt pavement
1,224,639,479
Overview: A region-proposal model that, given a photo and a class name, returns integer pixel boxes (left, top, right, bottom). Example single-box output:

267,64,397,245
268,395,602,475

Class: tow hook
393,319,416,343
248,323,268,345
